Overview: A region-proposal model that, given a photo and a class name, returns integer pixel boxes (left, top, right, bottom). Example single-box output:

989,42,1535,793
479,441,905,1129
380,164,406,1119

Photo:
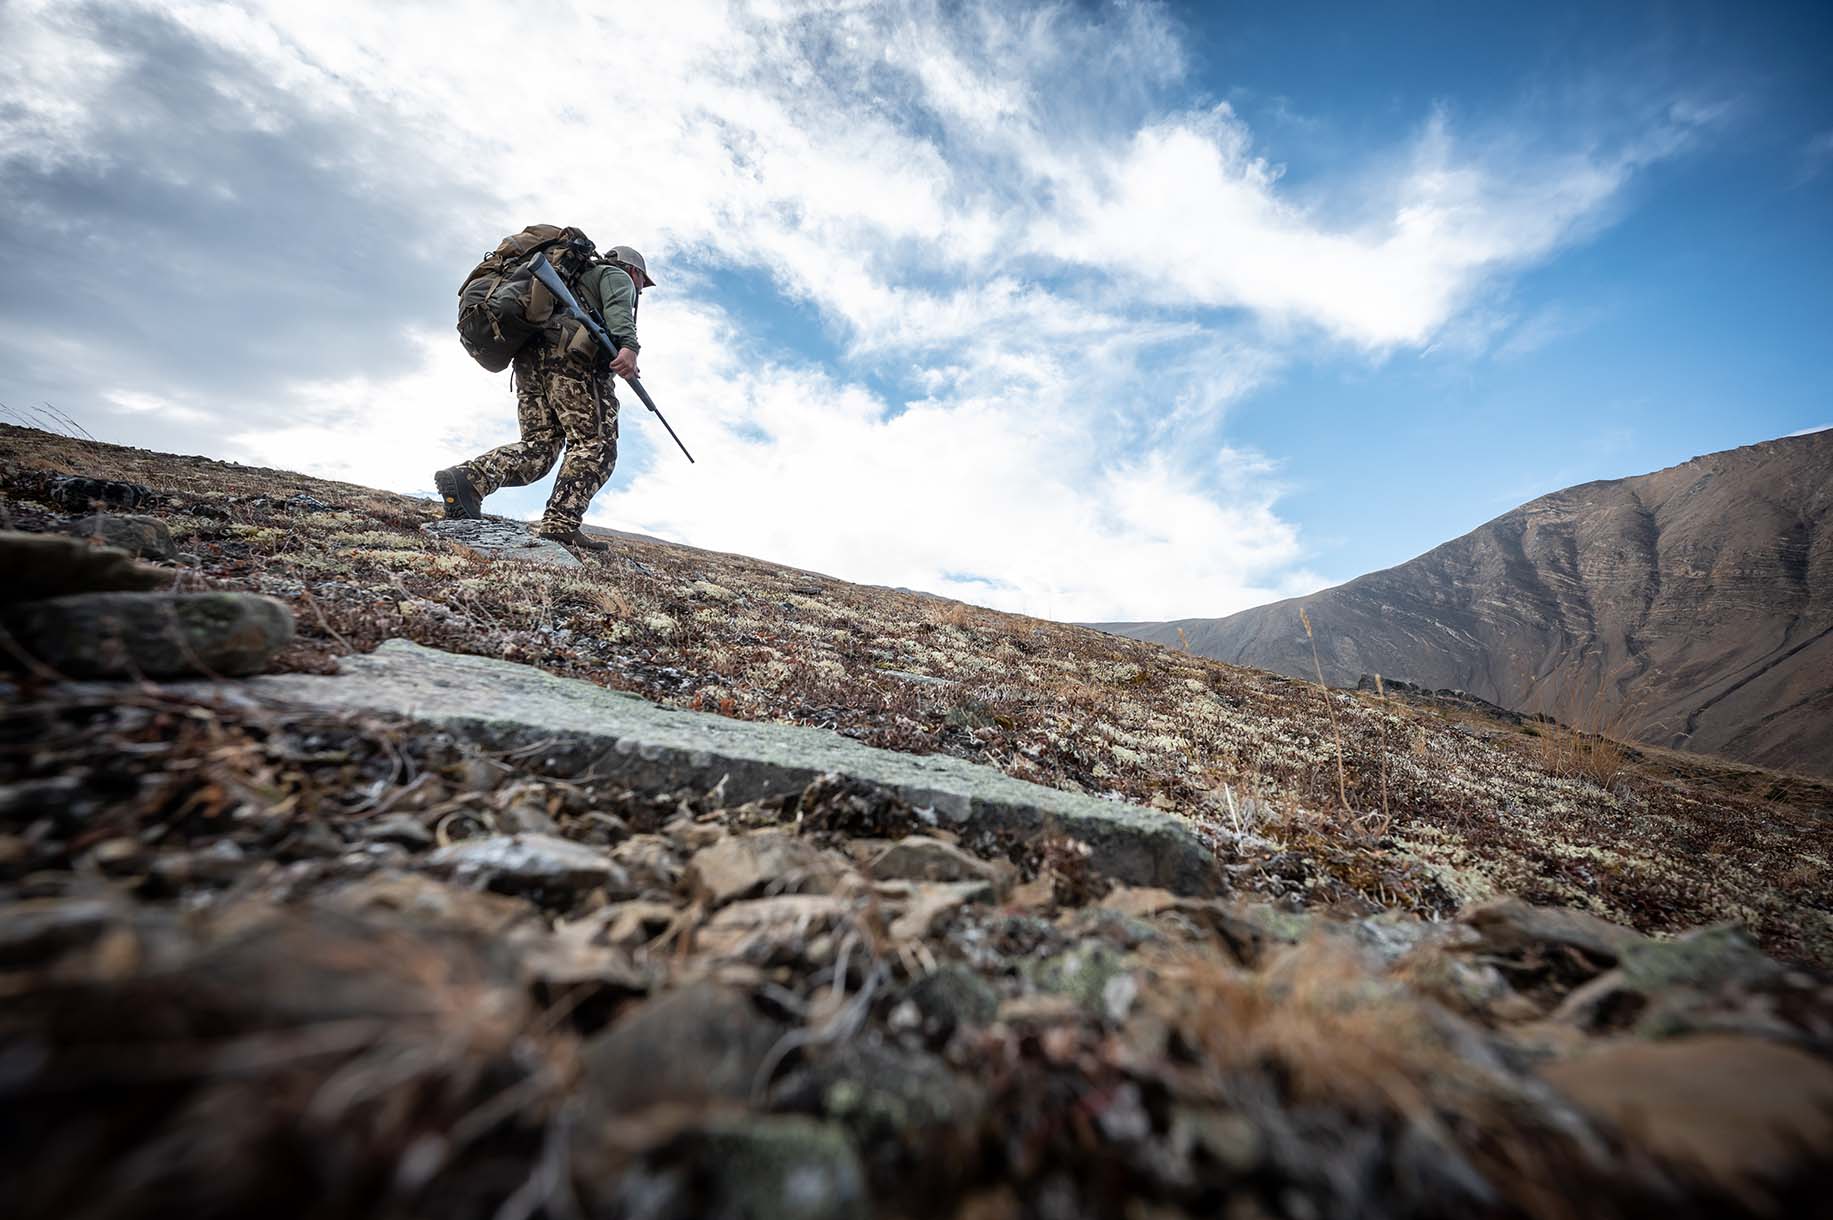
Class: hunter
435,243,655,552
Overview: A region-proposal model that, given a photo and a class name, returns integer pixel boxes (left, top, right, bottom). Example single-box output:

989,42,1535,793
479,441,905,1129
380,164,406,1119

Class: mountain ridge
1102,431,1833,776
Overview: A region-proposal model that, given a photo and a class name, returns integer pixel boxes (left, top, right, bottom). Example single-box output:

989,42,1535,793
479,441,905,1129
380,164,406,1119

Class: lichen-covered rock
238,640,1224,896
421,517,581,567
0,530,167,605
1025,940,1135,1019
792,1037,985,1198
1553,924,1792,1036
6,590,293,677
67,513,176,560
1615,924,1780,993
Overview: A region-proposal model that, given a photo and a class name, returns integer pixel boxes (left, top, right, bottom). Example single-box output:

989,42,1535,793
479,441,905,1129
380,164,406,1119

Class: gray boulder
7,591,293,678
0,531,167,606
67,514,176,561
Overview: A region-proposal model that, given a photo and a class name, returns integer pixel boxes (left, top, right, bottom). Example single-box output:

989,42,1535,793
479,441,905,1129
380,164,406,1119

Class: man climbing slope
435,242,655,552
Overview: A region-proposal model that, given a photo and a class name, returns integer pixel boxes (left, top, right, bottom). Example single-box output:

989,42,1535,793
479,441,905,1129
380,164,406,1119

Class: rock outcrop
0,531,293,678
216,638,1221,895
421,517,583,567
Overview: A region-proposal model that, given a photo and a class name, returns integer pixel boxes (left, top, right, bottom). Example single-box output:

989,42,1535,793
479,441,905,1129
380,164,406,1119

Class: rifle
528,254,695,464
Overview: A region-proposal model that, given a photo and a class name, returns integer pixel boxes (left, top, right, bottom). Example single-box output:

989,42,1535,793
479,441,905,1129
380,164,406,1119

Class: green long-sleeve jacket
579,263,639,354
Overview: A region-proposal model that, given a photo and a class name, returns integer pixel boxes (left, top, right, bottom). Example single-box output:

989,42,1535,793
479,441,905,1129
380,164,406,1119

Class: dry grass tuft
1528,677,1638,790
926,598,976,628
1159,939,1454,1116
594,585,632,618
1299,608,1351,812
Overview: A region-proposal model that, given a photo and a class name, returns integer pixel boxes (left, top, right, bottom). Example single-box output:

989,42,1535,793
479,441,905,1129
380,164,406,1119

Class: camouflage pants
461,343,618,534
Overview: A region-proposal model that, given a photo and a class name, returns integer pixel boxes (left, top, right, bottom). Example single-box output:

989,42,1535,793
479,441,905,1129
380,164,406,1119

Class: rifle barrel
529,254,695,464
626,377,695,464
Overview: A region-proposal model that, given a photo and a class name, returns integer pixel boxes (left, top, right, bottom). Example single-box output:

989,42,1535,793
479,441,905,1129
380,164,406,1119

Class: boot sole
434,468,482,520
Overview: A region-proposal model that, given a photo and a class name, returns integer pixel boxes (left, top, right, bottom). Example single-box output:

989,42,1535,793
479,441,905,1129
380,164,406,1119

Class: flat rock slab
421,518,581,567
233,640,1218,895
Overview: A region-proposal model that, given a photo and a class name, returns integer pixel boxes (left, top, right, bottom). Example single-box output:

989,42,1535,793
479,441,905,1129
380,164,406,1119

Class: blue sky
1178,0,1833,577
2,1,1828,619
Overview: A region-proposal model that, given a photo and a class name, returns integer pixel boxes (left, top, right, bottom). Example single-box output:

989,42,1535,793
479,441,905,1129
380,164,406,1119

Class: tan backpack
455,224,599,372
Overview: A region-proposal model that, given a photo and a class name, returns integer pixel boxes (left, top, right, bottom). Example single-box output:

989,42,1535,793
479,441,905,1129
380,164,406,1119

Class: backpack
456,225,599,372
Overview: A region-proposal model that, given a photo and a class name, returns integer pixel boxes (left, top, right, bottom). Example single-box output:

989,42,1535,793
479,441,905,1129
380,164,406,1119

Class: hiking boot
434,467,482,520
539,526,609,552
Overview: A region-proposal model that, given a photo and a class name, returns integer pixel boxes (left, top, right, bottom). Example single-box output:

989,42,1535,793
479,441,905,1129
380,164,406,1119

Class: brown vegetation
2,424,1829,965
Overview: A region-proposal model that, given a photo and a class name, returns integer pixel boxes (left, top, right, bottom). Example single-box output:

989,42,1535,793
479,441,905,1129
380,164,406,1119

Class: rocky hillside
1104,432,1833,778
2,423,1831,1220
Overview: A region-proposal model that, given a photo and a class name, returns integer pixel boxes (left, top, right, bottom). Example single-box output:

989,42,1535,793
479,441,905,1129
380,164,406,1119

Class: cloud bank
0,0,1708,619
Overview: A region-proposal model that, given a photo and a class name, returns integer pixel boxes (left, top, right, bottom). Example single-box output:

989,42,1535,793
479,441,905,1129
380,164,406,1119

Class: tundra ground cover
2,425,1827,964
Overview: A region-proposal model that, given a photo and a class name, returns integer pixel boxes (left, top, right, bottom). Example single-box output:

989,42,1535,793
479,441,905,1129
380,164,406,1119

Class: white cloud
585,304,1305,621
1492,305,1596,361
1785,423,1831,437
1,0,1712,620
1030,103,1714,349
102,388,210,426
224,329,510,491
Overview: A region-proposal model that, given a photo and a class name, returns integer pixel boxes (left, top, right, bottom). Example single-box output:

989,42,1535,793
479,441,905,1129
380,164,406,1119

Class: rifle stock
529,255,695,464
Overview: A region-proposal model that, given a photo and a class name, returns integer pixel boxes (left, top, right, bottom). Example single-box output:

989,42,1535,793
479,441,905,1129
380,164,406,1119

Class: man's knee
568,434,617,477
472,439,560,493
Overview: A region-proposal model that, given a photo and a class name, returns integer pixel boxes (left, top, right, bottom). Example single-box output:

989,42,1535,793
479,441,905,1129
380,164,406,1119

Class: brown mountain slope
1105,431,1833,776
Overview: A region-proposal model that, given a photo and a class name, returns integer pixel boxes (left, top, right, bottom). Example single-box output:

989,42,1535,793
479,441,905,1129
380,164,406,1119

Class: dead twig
299,587,355,655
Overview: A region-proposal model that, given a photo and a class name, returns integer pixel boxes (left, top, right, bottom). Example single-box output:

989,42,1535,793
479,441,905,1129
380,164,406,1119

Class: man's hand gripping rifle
529,254,695,464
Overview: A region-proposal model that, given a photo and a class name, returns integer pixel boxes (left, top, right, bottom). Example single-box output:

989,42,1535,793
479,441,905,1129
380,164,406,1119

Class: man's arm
587,263,639,379
590,265,639,351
